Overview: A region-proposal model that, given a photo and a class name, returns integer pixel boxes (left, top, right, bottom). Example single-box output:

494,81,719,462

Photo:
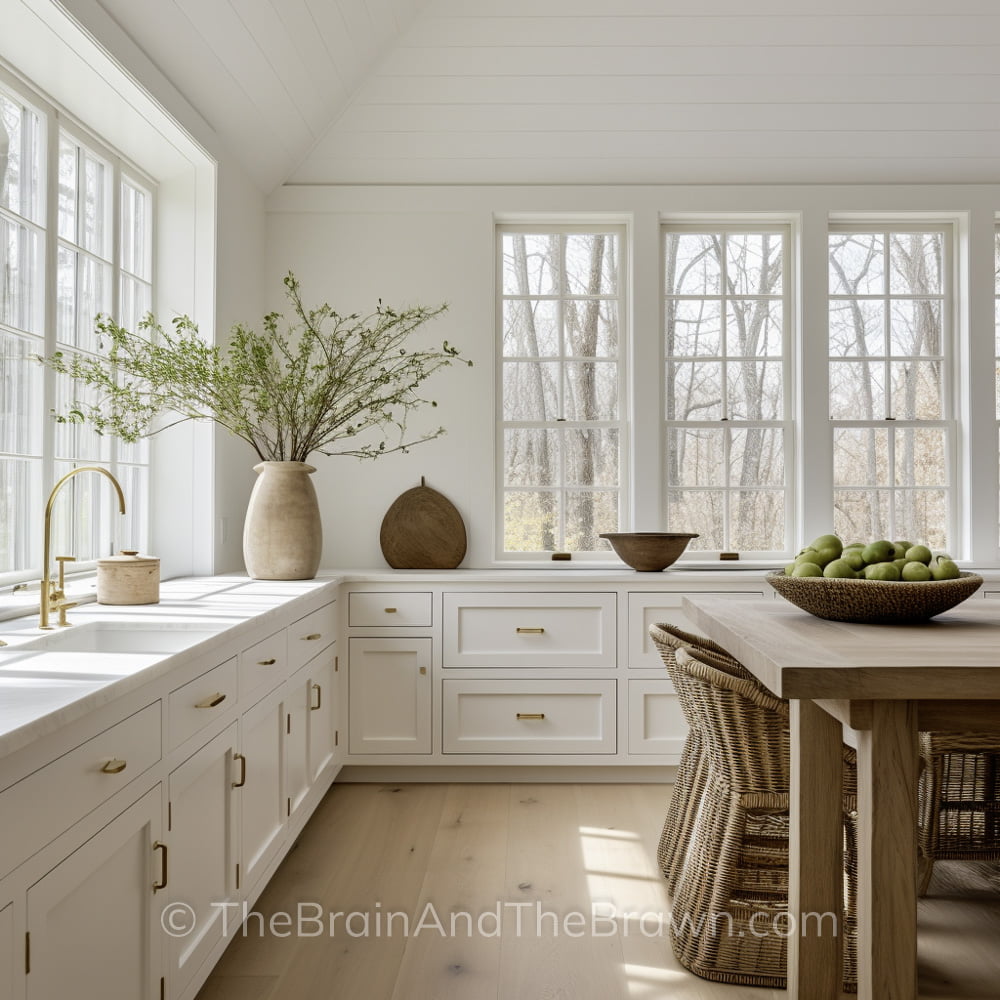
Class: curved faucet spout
41,466,127,629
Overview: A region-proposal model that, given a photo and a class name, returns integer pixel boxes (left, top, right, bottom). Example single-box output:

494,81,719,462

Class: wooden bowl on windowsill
600,532,699,572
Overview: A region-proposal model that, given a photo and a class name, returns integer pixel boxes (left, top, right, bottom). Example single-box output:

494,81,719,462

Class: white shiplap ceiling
92,0,1000,190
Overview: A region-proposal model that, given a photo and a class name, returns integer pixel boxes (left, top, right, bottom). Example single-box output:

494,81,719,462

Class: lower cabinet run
25,786,164,1000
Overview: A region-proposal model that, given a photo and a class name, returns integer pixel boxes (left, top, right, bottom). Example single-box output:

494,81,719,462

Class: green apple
904,544,932,565
862,540,895,564
812,546,842,568
864,561,901,581
792,562,824,577
930,558,960,581
893,558,909,570
901,561,932,582
841,549,865,571
823,558,858,578
784,562,796,576
893,541,913,558
794,551,822,568
810,534,844,557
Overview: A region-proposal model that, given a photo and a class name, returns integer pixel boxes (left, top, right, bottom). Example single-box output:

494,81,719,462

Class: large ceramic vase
243,461,322,580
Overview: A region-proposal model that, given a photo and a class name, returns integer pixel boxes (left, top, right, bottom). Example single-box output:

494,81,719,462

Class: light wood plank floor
196,783,1000,1000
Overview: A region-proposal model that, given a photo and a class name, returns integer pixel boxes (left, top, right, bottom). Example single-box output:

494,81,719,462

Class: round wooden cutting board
379,477,468,569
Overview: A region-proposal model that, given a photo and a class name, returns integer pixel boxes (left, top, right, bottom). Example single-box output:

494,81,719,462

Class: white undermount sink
21,621,226,655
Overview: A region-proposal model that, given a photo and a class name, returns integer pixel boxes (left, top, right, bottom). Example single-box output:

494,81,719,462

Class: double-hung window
663,226,791,555
497,225,626,556
0,75,153,585
828,225,951,548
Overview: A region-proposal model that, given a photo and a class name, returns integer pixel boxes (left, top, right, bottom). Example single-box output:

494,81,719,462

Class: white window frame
827,221,956,551
495,221,629,561
661,222,793,559
0,67,155,589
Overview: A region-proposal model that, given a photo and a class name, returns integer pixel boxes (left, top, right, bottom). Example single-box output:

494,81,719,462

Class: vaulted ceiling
90,0,1000,193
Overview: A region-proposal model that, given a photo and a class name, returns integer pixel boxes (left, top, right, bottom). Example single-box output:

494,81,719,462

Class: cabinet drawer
627,591,763,669
168,657,237,749
348,591,432,628
627,679,688,758
0,702,161,878
288,602,337,672
442,593,616,667
442,680,616,754
239,630,287,700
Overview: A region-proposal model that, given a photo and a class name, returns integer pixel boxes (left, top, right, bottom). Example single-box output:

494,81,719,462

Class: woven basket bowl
600,532,699,571
766,571,984,624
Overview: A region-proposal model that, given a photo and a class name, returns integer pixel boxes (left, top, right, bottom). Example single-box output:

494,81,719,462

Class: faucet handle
55,555,75,589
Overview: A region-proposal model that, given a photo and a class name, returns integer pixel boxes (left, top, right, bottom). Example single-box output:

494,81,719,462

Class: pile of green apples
785,534,961,582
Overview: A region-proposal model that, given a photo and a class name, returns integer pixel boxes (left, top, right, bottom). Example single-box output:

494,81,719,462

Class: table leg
789,699,844,999
856,699,919,1000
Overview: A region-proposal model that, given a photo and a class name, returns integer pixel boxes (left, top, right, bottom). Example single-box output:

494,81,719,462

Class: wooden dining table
682,595,1000,1000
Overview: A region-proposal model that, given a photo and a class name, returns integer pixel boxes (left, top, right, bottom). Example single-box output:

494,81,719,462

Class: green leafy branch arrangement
39,272,471,464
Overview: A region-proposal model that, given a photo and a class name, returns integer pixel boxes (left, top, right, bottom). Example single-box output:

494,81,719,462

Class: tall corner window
828,225,951,548
497,225,625,556
0,77,154,584
663,225,790,555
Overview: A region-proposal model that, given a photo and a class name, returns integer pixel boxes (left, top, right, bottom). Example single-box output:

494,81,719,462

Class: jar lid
98,551,160,566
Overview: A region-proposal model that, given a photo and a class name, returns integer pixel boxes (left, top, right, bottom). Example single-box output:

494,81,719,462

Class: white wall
266,183,1000,569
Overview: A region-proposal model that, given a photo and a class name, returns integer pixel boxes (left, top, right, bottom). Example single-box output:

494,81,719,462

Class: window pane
730,491,785,550
666,299,722,357
834,489,890,542
829,360,885,420
834,427,890,487
726,233,782,295
504,491,557,552
565,429,618,487
729,428,784,487
667,427,724,488
0,215,43,335
564,298,618,357
503,361,559,421
666,489,723,549
57,137,76,241
829,232,884,295
564,233,617,296
119,464,148,552
81,150,111,258
502,233,559,296
0,330,43,455
119,274,151,335
665,232,721,296
504,429,558,487
894,428,946,488
895,490,948,549
0,457,41,572
77,255,112,353
54,367,112,463
563,362,618,421
889,232,942,296
727,299,783,356
503,298,558,357
566,490,618,550
0,92,43,223
889,360,942,420
727,360,783,420
829,299,884,358
120,180,151,280
666,360,723,421
889,299,941,357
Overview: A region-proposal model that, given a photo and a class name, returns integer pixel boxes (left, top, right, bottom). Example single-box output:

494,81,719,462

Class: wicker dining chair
648,624,752,897
661,643,858,990
917,733,1000,895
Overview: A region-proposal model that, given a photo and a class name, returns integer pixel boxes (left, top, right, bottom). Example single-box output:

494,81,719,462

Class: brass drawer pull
195,692,226,709
257,658,277,666
516,713,546,720
232,752,247,788
419,666,427,675
302,633,322,641
101,758,127,774
384,607,397,614
516,627,545,635
311,683,322,711
152,841,168,892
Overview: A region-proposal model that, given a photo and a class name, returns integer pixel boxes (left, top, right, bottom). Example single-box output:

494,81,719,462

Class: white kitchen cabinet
349,637,431,754
166,724,238,1000
25,785,164,1000
308,651,338,782
236,685,286,894
627,679,687,756
0,902,13,1000
285,666,312,823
